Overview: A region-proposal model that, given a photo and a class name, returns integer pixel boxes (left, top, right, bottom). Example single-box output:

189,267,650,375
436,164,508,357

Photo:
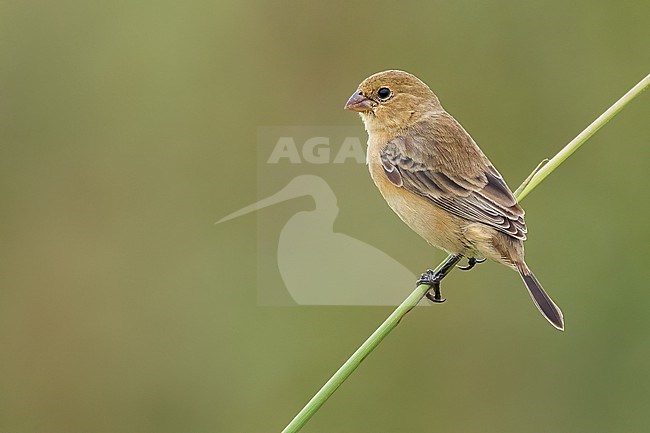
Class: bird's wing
379,114,527,240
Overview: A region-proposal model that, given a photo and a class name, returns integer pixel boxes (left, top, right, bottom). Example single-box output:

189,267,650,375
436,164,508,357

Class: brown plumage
345,70,564,330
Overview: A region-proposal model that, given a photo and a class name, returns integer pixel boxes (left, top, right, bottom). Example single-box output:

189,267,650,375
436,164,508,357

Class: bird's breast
367,144,468,255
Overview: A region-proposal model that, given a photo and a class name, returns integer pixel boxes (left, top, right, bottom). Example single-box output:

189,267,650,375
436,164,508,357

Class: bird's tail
516,263,564,331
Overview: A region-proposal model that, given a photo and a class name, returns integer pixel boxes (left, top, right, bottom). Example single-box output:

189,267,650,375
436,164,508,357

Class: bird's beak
344,91,373,112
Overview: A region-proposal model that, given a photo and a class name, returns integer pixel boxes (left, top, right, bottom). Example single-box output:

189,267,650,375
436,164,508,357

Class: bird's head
344,70,443,133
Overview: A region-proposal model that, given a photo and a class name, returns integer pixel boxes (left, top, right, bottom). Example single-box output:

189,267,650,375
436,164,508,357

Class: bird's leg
457,257,487,271
417,255,462,303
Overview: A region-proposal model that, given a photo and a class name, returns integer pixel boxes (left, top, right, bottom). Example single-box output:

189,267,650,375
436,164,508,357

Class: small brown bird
345,70,564,330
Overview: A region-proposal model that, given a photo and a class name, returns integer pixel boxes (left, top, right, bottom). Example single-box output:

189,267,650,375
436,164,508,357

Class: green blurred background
1,1,649,432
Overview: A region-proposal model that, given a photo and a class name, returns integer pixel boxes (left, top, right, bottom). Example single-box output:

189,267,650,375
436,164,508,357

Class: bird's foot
417,270,446,303
457,257,486,271
416,255,462,304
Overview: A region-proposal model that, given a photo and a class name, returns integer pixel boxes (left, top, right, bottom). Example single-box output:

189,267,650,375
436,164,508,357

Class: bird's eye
377,87,391,100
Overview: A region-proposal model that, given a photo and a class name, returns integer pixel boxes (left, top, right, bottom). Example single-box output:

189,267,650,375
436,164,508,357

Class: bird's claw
457,257,486,271
417,269,446,303
416,255,462,304
425,289,446,303
416,269,436,285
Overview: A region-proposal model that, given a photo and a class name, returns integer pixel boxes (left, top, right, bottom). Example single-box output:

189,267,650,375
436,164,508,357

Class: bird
344,70,564,330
